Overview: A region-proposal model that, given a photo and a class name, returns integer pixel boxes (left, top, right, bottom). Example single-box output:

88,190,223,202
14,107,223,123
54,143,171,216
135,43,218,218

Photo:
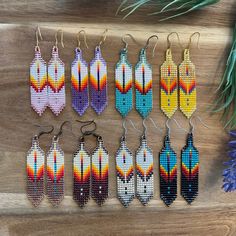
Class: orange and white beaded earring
160,32,181,119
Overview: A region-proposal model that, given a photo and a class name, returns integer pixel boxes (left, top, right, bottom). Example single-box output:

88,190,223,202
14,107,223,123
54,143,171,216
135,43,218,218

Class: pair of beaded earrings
30,27,108,116
26,121,109,207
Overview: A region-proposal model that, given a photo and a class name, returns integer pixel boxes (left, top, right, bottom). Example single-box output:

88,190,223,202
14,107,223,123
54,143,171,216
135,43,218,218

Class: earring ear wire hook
36,26,43,47
55,29,64,48
167,32,182,49
166,118,188,136
149,117,163,133
76,120,97,136
189,116,209,133
54,121,72,140
144,35,159,57
98,29,108,47
77,30,89,50
34,124,54,139
122,33,139,51
188,32,200,50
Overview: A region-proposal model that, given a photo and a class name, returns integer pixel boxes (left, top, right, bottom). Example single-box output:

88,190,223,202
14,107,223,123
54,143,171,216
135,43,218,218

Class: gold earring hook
98,29,108,47
55,29,64,48
77,30,89,49
122,33,139,50
167,32,182,49
188,32,200,49
36,26,43,47
144,35,159,57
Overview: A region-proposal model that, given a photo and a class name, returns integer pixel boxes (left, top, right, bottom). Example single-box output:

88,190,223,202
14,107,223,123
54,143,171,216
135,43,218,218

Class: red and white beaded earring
48,30,66,116
30,27,48,116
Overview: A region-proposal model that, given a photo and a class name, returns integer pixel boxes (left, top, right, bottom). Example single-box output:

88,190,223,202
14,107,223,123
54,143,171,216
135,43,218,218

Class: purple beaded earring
71,30,89,116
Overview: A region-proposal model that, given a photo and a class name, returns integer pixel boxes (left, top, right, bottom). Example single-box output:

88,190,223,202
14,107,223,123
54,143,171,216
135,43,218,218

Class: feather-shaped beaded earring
90,29,108,115
160,32,181,119
71,30,89,116
48,30,66,116
30,27,48,116
46,121,71,206
26,125,54,207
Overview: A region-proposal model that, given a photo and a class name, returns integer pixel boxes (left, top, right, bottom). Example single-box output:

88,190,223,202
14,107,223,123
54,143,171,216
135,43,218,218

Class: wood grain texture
0,0,235,235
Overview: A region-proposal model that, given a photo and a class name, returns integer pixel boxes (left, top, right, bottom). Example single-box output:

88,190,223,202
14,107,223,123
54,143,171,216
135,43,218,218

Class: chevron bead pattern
179,49,197,118
73,141,91,207
181,133,199,204
30,46,48,116
135,49,153,118
90,47,108,115
116,139,134,207
26,137,45,207
46,139,64,207
71,48,89,116
48,46,66,116
92,139,109,206
160,49,178,118
136,136,154,205
115,49,133,117
159,135,177,206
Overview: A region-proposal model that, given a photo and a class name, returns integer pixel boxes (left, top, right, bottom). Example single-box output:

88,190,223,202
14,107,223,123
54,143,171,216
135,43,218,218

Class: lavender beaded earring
90,29,108,115
71,30,89,116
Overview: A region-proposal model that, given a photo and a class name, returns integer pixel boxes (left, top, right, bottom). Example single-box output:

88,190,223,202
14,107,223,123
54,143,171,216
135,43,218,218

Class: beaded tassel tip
115,49,133,117
71,48,89,116
73,139,90,207
159,134,177,206
135,48,153,118
136,135,154,205
92,137,109,206
160,49,178,118
116,137,135,207
179,49,196,118
46,137,64,206
181,133,199,204
26,136,45,207
48,46,66,116
30,46,48,116
90,46,108,115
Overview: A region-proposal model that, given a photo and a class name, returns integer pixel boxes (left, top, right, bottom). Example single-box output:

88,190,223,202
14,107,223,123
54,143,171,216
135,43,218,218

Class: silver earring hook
166,118,188,136
55,29,64,48
122,118,127,138
122,33,139,51
98,29,108,48
142,119,147,137
77,30,89,50
167,32,182,49
144,35,159,57
36,26,43,47
188,32,200,50
189,115,210,133
149,117,163,133
128,119,142,134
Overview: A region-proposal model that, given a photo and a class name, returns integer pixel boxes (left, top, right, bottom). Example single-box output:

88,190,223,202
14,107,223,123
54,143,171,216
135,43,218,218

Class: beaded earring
115,34,135,117
135,35,158,118
136,119,154,205
48,30,66,116
26,125,54,207
73,120,96,207
71,31,89,116
159,119,177,206
30,27,48,116
46,121,70,206
90,29,108,115
179,32,199,119
160,32,181,118
116,119,135,207
181,118,199,204
91,125,109,206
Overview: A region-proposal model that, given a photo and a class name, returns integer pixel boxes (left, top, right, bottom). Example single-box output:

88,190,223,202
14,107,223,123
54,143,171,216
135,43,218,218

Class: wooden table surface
0,0,235,235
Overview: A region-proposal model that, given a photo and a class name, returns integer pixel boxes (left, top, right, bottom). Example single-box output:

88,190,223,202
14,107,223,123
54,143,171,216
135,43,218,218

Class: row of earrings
27,118,200,208
26,121,109,207
30,28,108,116
116,32,199,120
116,118,199,207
